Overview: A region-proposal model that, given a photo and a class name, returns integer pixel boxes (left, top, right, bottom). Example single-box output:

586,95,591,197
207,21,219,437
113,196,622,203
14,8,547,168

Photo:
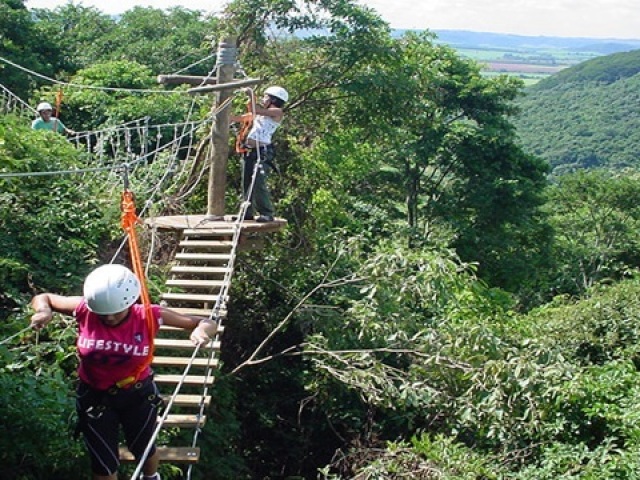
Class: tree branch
230,252,365,374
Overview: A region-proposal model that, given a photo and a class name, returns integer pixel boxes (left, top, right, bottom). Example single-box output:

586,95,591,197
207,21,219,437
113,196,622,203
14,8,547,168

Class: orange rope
121,189,157,382
53,88,63,133
235,93,255,154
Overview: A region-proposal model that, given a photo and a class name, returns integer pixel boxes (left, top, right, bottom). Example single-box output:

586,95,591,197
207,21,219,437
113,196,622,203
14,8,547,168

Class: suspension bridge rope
0,326,33,345
0,115,213,179
0,55,190,95
0,83,35,116
171,53,217,75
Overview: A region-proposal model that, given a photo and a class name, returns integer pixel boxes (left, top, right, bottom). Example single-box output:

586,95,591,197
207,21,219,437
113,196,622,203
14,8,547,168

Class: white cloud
358,0,640,38
24,0,640,39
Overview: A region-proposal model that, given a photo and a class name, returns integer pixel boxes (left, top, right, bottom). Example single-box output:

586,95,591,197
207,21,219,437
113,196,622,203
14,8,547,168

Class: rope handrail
108,93,237,259
0,55,186,95
72,117,210,137
0,113,215,179
0,83,36,113
0,80,210,139
171,53,217,75
181,88,276,478
126,88,260,478
0,326,32,345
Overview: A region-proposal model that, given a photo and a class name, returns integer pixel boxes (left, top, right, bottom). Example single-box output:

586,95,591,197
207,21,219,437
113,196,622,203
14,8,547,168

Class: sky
24,0,640,40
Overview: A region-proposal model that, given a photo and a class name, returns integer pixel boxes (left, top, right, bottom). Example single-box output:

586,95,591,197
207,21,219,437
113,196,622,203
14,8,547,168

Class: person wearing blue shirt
31,102,75,135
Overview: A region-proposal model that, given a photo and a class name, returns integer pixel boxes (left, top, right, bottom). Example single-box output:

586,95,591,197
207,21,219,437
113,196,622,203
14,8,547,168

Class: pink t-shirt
75,300,162,390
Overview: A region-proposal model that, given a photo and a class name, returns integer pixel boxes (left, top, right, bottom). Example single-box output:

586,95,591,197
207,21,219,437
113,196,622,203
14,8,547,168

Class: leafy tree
321,433,507,479
544,169,640,296
97,7,221,75
0,115,113,314
207,0,555,475
252,26,551,296
32,5,220,75
448,120,552,297
0,0,62,98
0,310,86,479
300,241,640,478
31,3,117,73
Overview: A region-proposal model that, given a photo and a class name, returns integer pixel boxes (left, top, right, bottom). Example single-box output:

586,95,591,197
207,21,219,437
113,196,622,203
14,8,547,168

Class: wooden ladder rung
166,279,225,289
175,253,231,262
163,413,207,427
161,293,221,303
154,338,221,350
183,228,236,236
120,446,200,464
153,355,219,368
162,307,227,317
170,265,231,275
159,324,225,333
180,240,234,249
161,394,211,408
155,374,215,387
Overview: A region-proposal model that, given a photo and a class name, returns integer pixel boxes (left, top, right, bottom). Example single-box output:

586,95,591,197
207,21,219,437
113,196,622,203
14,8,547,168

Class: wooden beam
157,74,218,86
189,77,261,95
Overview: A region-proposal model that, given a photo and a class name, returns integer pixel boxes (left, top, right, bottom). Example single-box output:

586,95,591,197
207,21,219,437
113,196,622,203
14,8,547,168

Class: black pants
242,145,276,217
76,379,161,476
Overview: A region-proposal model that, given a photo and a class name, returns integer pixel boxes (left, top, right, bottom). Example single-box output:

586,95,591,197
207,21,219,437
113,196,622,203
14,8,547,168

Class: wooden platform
145,214,287,234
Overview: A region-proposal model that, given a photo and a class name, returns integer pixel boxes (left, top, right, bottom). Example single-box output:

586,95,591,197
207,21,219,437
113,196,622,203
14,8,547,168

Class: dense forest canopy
514,49,640,175
3,0,640,478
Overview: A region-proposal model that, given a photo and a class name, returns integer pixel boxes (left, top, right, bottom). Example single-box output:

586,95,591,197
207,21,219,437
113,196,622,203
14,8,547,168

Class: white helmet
83,264,141,315
36,102,53,112
264,86,288,103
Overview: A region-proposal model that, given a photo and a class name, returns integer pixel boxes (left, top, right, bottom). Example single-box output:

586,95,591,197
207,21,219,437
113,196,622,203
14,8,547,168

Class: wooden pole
206,37,237,219
188,78,261,94
157,74,218,86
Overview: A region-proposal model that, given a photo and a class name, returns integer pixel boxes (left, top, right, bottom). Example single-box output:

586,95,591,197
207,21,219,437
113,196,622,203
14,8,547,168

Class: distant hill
429,30,640,54
531,49,640,88
576,43,640,55
512,49,640,175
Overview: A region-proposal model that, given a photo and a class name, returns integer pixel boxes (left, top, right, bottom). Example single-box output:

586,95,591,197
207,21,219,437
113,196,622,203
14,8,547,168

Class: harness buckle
85,405,106,420
115,375,136,389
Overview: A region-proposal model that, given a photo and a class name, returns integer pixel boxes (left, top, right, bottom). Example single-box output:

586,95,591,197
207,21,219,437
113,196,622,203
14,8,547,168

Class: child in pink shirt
30,264,216,480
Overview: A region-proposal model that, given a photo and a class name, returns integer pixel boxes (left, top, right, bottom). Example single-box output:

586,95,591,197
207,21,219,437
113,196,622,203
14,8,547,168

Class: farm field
455,47,599,84
426,30,640,85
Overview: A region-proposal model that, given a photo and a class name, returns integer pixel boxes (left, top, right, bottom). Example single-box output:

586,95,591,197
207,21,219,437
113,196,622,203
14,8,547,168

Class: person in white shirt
231,86,288,222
